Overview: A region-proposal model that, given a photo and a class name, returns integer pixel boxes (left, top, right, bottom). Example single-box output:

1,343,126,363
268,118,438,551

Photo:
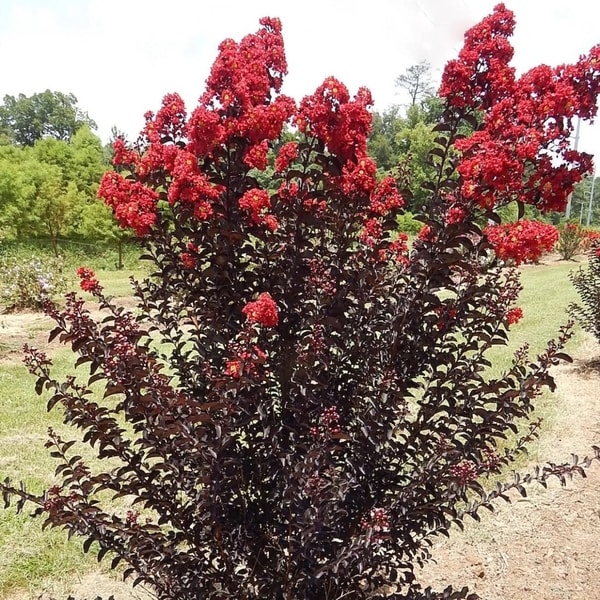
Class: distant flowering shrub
3,6,600,600
581,228,600,252
0,253,69,311
556,222,587,260
484,219,559,265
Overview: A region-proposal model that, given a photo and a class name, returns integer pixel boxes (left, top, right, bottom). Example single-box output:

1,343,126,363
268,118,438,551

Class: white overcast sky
1,0,600,168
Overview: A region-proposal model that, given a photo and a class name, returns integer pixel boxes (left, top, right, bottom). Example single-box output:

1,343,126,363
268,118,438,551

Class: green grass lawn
488,259,585,373
0,256,592,597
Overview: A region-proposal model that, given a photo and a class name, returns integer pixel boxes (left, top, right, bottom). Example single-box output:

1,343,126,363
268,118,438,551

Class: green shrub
396,211,423,235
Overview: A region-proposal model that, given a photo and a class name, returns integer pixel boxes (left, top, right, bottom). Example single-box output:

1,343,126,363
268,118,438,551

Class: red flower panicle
242,292,279,327
98,172,158,236
275,141,298,173
76,267,102,295
441,3,600,213
506,307,524,326
239,188,277,230
298,78,373,163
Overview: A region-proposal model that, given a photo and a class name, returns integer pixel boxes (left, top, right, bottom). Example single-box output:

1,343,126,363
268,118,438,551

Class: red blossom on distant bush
582,229,600,252
555,222,588,260
484,219,559,265
242,292,279,327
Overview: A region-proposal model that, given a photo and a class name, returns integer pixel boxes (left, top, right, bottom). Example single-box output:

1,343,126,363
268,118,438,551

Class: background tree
395,60,435,108
368,106,404,172
394,104,439,210
76,200,132,269
368,101,441,212
0,90,96,146
0,153,26,239
368,63,445,213
7,158,71,255
0,126,111,254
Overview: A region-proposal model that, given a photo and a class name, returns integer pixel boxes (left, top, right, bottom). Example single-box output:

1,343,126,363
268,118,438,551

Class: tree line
0,90,127,257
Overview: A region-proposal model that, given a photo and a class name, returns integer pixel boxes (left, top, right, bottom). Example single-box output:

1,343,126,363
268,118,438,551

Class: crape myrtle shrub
555,223,600,261
556,221,587,260
3,5,600,600
570,244,600,343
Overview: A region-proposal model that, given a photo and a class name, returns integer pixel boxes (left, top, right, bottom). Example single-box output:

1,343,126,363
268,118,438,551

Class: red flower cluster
297,77,373,163
417,224,434,242
445,205,466,225
368,176,404,216
239,188,278,231
76,266,102,295
98,16,409,246
274,141,298,173
484,219,559,265
441,3,600,212
97,172,158,236
242,292,279,327
98,18,296,235
296,76,403,226
191,17,295,155
167,150,220,212
243,140,269,170
440,4,516,111
506,306,524,326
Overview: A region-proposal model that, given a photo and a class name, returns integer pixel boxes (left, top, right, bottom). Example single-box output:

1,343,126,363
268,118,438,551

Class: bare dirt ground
417,334,600,599
2,294,600,599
